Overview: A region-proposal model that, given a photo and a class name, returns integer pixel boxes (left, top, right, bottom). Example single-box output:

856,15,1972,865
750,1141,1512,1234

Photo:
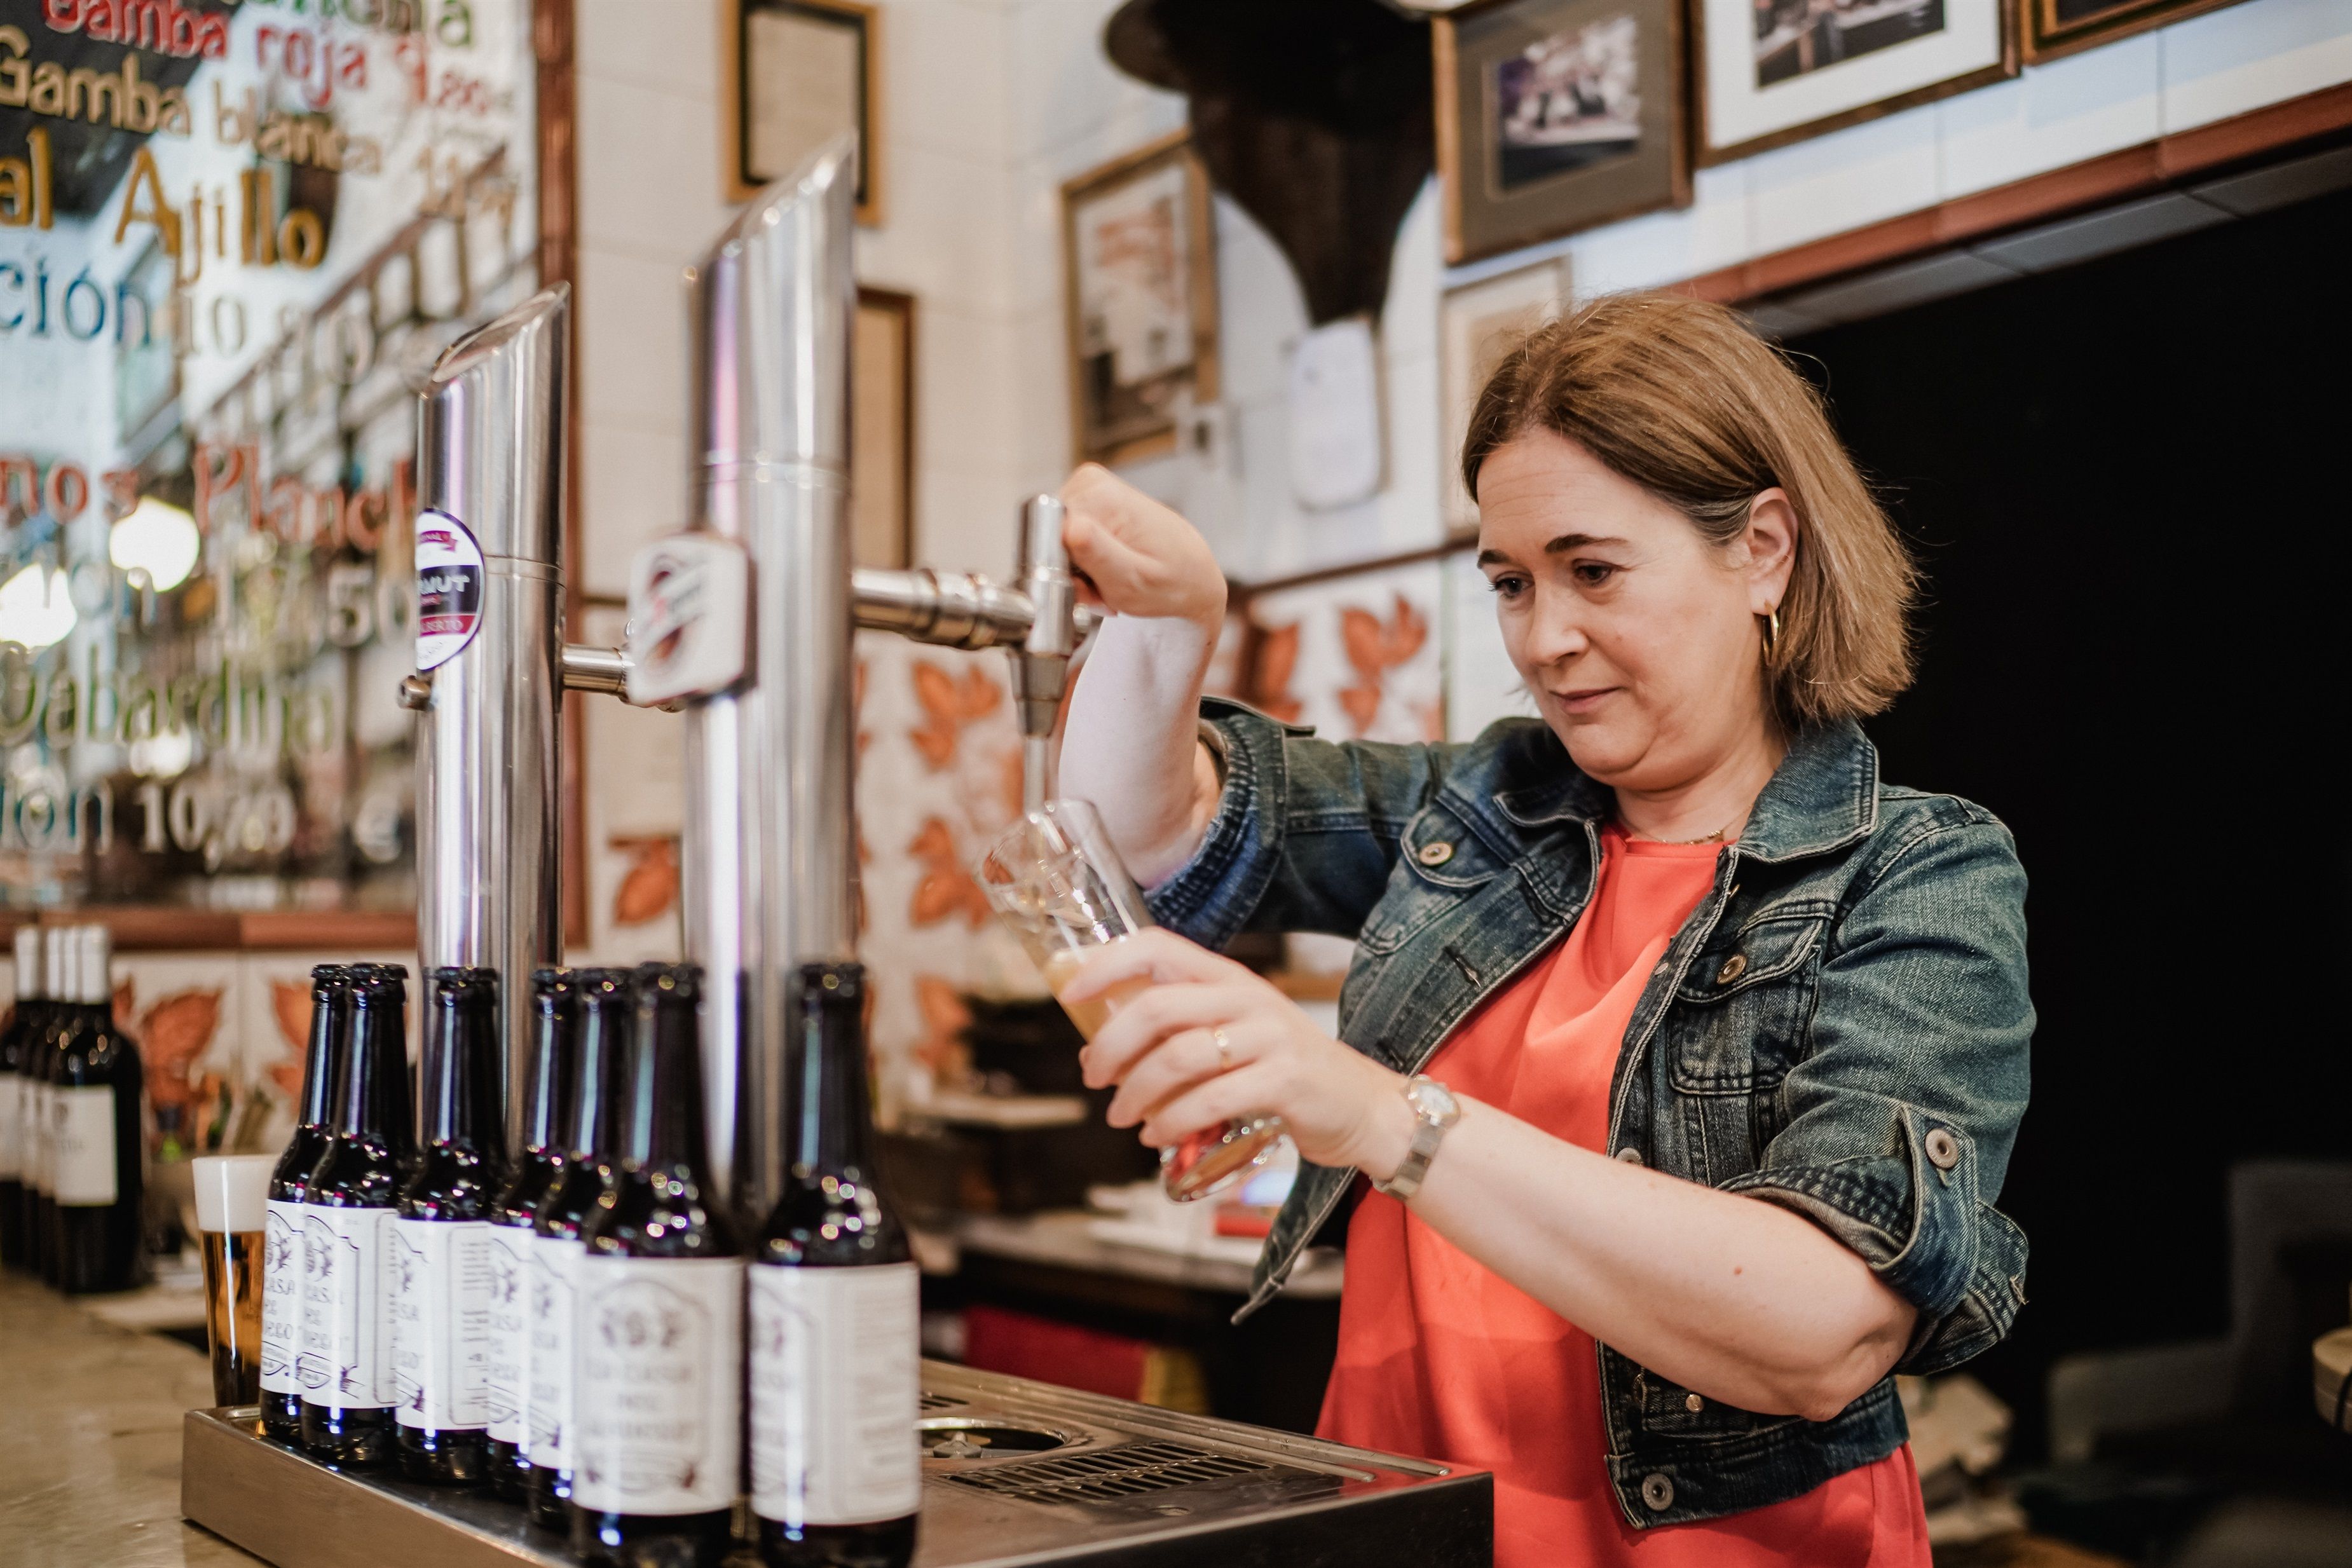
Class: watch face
1413,1079,1460,1122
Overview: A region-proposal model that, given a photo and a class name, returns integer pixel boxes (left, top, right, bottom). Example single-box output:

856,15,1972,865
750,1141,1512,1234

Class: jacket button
1416,841,1455,867
1715,953,1747,985
1641,1473,1674,1511
1924,1128,1960,1171
1685,1393,1703,1413
1614,1147,1643,1164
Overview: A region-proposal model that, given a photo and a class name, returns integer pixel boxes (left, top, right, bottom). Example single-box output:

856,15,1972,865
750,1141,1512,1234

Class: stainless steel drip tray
181,1362,1491,1568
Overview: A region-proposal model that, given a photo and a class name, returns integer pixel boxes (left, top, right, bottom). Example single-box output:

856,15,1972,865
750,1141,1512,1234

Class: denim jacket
1145,699,2032,1529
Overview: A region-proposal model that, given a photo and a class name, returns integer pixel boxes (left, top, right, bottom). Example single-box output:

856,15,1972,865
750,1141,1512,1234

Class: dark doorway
1786,184,2352,1461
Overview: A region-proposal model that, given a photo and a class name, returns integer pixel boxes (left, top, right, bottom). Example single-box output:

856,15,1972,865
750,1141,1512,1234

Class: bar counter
0,1272,262,1568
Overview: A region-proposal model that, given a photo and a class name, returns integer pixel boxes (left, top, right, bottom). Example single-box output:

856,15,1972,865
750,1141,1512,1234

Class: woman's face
1475,428,1795,793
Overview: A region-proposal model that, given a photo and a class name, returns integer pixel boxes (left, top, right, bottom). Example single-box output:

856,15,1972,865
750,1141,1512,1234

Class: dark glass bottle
53,926,147,1295
573,965,742,1567
27,925,69,1284
261,965,350,1442
527,969,633,1529
751,964,920,1568
0,925,43,1271
301,965,415,1467
395,968,509,1484
488,970,576,1499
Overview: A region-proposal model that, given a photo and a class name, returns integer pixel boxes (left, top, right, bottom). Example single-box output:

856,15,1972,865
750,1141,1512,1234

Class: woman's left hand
1063,928,1409,1175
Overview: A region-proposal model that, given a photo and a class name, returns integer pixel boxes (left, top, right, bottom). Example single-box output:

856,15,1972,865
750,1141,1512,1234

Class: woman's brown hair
1461,292,1915,728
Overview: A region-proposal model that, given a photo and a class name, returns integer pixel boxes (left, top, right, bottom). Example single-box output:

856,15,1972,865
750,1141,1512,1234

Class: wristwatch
1372,1075,1460,1201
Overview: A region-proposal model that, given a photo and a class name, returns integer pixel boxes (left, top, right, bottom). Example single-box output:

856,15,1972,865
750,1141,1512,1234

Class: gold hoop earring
1760,608,1782,664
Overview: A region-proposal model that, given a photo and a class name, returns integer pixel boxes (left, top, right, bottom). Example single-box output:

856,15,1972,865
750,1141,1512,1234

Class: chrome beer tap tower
402,135,1085,1217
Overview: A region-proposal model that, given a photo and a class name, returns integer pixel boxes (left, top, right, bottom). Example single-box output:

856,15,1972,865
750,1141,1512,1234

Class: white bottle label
302,1205,397,1410
0,1072,21,1180
749,1263,920,1527
574,1257,744,1516
51,1084,118,1206
527,1232,583,1468
260,1199,304,1395
393,1218,493,1430
485,1223,535,1445
27,1081,50,1196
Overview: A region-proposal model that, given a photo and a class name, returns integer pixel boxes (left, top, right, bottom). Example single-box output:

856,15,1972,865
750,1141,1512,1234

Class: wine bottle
395,967,509,1483
27,924,69,1284
301,964,415,1467
573,965,742,1567
53,925,146,1295
528,968,632,1529
488,969,576,1499
750,964,920,1568
262,965,350,1442
0,925,41,1271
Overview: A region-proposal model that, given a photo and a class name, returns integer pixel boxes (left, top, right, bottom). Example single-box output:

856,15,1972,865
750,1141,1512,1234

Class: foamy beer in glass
978,800,1285,1201
193,1155,274,1407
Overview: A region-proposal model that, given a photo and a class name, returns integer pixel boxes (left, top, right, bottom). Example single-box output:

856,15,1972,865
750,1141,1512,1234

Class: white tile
1214,198,1310,409
576,247,695,433
1940,40,2162,199
914,303,1025,472
116,954,244,1154
1444,552,1533,743
1008,0,1183,163
580,420,690,597
1565,160,1756,294
854,146,1016,313
576,0,725,101
1379,344,1444,549
2160,0,2352,132
1745,102,1942,256
1006,299,1074,489
577,76,735,262
916,461,1025,575
1379,179,1444,358
880,0,1015,164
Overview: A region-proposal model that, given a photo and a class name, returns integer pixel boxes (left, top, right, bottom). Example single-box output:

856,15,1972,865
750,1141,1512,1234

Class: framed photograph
2020,0,2247,61
853,286,915,571
1060,132,1222,468
725,0,884,224
1434,0,1690,266
1695,0,2015,165
1439,257,1571,532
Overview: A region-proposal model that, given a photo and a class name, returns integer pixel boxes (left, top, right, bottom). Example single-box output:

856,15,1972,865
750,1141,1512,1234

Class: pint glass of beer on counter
192,1154,273,1408
978,800,1286,1202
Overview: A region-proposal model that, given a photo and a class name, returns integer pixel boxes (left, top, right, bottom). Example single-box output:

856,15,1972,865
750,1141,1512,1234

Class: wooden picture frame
1439,257,1571,532
1435,0,1690,266
1060,131,1222,468
723,0,884,224
2019,0,2249,61
1694,0,2016,165
852,285,916,571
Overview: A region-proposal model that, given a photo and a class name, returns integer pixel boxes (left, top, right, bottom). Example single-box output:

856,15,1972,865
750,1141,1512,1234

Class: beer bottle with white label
0,926,44,1271
301,964,414,1467
262,965,350,1442
53,925,146,1295
27,925,70,1283
396,967,509,1484
750,964,920,1568
488,969,576,1499
528,969,632,1529
574,964,742,1567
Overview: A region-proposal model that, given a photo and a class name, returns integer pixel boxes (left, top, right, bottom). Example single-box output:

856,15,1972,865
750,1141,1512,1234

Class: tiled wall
558,0,2351,1096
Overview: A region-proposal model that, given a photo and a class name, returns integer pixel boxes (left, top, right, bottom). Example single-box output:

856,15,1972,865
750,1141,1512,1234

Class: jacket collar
1480,718,1880,864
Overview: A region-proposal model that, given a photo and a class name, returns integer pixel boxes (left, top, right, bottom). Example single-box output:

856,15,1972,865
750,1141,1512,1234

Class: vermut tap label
414,510,486,671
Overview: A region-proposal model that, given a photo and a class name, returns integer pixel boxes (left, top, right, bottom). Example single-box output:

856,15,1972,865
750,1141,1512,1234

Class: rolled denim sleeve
1722,810,2034,1375
1142,697,1453,951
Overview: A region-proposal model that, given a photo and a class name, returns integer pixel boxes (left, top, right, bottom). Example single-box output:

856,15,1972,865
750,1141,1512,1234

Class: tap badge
415,510,486,671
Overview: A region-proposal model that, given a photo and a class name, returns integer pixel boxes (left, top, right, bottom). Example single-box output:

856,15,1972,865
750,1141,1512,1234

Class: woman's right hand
1060,463,1226,636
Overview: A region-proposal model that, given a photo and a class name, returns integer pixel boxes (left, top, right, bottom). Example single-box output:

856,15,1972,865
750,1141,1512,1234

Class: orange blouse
1317,826,1931,1568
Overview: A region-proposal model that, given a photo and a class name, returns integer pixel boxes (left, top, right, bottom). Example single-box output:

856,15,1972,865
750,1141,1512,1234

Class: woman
1053,294,2032,1565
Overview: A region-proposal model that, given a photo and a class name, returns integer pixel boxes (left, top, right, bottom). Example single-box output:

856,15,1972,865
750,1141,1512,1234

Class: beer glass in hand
978,801,1285,1202
193,1155,273,1407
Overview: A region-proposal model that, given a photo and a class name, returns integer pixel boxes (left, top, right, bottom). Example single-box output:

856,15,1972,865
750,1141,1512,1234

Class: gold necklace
1621,820,1732,845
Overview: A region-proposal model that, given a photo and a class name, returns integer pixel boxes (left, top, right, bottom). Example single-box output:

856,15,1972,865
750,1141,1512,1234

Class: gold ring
1210,1025,1233,1074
